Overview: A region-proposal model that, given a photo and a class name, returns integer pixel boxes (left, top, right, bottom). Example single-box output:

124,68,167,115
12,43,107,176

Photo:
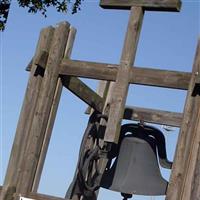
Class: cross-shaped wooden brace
26,0,188,145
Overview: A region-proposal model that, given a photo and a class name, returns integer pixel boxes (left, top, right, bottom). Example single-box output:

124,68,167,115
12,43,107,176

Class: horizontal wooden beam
27,192,65,200
124,106,183,127
100,0,181,12
61,75,104,113
82,88,182,127
130,66,191,90
28,57,191,90
60,70,182,127
60,59,117,81
60,59,191,90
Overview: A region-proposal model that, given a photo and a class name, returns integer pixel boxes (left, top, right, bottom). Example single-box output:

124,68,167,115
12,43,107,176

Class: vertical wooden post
15,22,70,196
85,80,110,114
104,7,144,143
0,27,54,200
32,27,77,192
166,39,200,200
191,144,200,199
84,8,144,200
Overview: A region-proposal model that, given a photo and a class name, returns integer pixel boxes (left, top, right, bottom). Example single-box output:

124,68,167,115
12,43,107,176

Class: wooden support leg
166,39,200,200
104,7,144,143
191,144,200,199
31,27,77,192
0,27,54,200
14,22,70,197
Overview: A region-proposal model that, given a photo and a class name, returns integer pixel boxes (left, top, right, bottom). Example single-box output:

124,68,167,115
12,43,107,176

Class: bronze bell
100,123,172,196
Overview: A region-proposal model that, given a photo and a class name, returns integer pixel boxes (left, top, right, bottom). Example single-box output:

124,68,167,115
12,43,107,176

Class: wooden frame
1,1,200,200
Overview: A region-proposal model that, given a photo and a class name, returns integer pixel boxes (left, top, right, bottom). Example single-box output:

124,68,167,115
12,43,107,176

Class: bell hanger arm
120,123,173,169
147,126,173,169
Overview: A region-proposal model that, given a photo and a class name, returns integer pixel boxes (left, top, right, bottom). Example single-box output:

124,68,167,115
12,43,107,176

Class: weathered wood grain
60,59,117,81
85,80,110,114
176,40,200,200
31,27,77,192
167,40,200,200
34,50,49,69
130,66,191,90
100,0,181,11
191,143,200,200
15,22,70,195
124,106,183,127
27,192,65,200
26,51,49,72
104,7,144,143
60,59,191,90
0,27,54,200
86,103,183,127
62,75,104,113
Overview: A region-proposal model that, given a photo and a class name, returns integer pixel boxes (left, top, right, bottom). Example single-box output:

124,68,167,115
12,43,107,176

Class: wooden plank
62,76,104,113
130,66,191,90
26,23,76,73
31,80,62,192
60,59,117,81
167,40,200,200
0,27,55,200
85,80,110,114
177,40,200,200
60,59,191,90
34,50,49,69
25,192,65,200
104,7,144,143
15,22,70,195
100,0,181,12
124,106,183,127
191,144,200,200
15,192,65,200
26,46,49,73
31,27,77,192
85,103,183,127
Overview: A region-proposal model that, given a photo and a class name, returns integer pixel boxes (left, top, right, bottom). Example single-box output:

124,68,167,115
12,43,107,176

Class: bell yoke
67,111,172,200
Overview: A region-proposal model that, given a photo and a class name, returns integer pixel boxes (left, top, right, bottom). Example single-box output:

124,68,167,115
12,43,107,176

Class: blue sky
0,1,199,200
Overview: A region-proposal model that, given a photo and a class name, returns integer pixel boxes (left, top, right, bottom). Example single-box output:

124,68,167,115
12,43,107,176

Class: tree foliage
0,0,11,30
0,0,82,31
